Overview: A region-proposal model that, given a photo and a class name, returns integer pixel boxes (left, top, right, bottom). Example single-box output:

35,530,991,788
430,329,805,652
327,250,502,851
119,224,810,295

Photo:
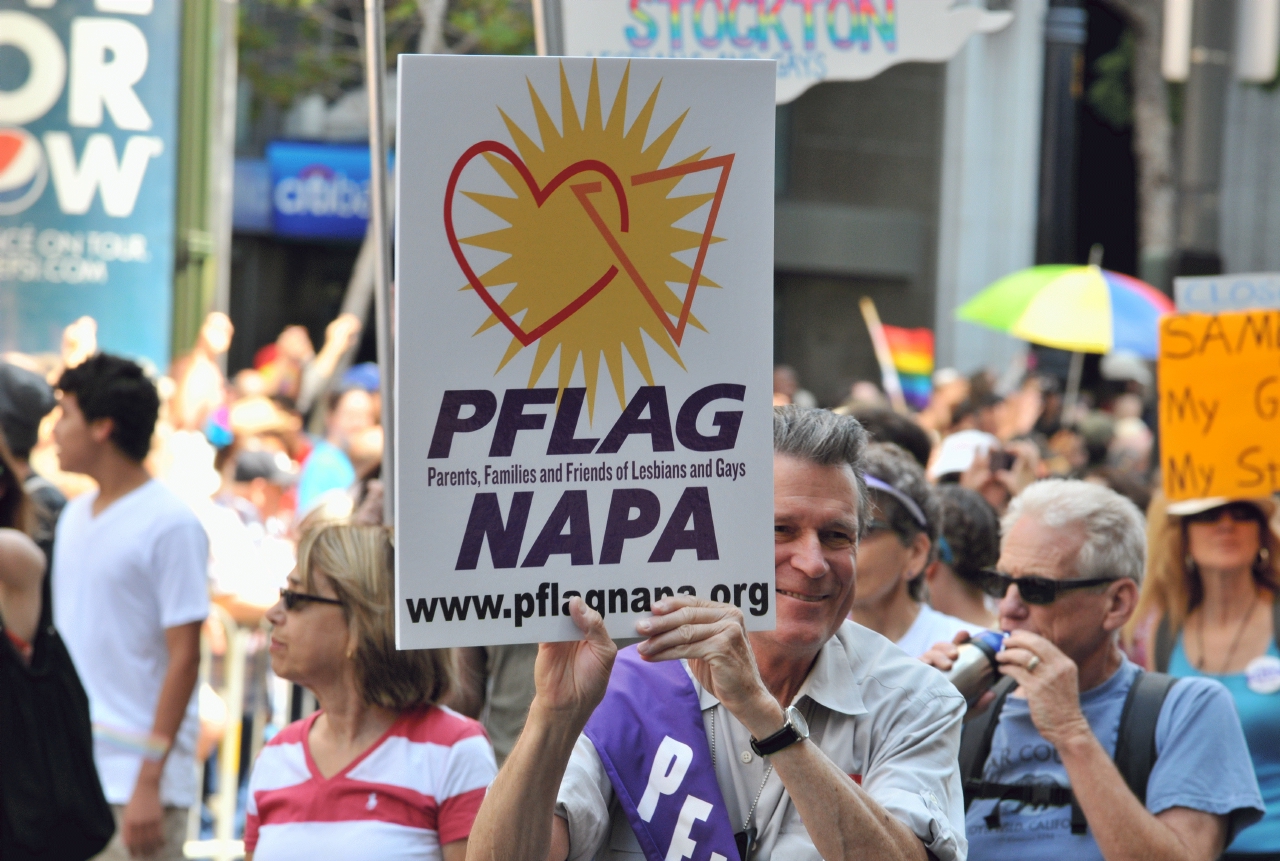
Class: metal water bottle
944,630,1007,706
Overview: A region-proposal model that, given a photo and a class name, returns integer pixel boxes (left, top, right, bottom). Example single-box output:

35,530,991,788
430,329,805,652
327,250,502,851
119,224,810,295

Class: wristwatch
749,705,810,756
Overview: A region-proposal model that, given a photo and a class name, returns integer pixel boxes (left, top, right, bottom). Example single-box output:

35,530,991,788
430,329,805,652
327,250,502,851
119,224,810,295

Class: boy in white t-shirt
52,354,209,861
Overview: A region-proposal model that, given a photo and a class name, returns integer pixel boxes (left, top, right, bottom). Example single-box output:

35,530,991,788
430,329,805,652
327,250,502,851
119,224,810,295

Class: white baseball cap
1166,496,1277,518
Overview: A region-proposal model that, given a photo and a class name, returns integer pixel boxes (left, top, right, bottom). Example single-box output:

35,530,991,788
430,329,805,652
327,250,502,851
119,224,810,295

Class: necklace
1196,590,1259,674
709,709,772,833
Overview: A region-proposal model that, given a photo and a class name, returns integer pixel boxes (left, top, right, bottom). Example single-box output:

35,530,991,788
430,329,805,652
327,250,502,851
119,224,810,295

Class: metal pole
364,0,395,526
1174,0,1233,277
1063,350,1085,422
1034,0,1087,265
542,0,566,55
531,0,549,55
211,0,240,375
210,0,239,314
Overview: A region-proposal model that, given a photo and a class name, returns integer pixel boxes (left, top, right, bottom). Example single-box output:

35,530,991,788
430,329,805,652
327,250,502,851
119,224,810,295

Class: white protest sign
560,0,1013,104
395,56,777,648
1174,272,1280,313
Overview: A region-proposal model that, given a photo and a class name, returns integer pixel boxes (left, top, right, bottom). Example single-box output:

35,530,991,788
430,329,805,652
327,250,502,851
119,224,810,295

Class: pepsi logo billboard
0,128,48,216
0,3,179,368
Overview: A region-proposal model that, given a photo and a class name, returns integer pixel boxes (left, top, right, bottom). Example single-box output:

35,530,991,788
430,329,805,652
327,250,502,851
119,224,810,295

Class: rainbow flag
882,325,934,410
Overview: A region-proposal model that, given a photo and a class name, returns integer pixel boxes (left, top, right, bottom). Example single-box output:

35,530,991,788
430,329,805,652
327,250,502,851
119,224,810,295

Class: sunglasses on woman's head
1183,502,1263,525
279,588,344,611
977,569,1119,605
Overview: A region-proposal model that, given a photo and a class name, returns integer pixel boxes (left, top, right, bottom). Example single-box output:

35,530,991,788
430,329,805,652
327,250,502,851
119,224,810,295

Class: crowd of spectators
0,323,1275,861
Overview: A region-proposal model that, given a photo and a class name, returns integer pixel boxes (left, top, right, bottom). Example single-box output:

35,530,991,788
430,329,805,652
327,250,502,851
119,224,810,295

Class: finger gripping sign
1159,310,1280,502
395,56,776,648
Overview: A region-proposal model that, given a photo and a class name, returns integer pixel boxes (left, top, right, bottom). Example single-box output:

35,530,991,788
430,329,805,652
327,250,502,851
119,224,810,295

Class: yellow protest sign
1159,310,1280,501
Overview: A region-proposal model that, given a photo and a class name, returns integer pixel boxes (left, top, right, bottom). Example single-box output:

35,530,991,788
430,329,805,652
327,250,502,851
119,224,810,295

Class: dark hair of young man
56,354,160,463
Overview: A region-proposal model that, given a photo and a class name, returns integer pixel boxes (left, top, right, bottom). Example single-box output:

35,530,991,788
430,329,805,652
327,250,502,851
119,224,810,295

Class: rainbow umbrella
956,264,1175,359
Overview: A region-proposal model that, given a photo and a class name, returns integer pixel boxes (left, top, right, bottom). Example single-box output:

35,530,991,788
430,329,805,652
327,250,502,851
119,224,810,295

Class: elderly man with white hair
925,479,1263,861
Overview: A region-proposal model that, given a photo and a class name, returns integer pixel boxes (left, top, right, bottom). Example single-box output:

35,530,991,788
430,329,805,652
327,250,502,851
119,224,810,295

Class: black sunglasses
977,569,1118,605
1183,502,1264,525
279,588,344,611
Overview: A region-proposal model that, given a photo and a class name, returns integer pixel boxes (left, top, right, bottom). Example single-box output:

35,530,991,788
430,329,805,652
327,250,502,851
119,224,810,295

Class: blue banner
0,1,180,369
267,141,381,240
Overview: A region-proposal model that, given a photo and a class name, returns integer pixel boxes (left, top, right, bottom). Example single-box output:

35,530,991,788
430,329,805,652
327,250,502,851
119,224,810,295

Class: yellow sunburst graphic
444,61,733,416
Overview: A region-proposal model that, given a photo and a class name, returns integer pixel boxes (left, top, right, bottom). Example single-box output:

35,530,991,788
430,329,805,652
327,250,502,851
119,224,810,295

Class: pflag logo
0,128,47,216
447,61,732,416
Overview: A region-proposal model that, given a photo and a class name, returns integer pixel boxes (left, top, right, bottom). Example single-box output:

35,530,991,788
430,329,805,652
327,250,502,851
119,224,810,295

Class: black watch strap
750,713,804,756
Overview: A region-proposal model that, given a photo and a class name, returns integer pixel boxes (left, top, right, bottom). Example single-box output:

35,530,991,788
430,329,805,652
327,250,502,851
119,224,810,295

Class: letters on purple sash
583,646,740,861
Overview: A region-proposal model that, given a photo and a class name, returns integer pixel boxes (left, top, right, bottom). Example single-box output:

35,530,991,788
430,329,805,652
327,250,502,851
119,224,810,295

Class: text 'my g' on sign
1159,310,1280,502
394,56,776,648
0,1,179,368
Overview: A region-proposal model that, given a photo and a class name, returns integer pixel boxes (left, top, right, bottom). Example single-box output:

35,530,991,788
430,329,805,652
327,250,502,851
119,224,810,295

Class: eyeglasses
1183,502,1264,525
279,588,344,611
977,569,1119,605
863,519,893,535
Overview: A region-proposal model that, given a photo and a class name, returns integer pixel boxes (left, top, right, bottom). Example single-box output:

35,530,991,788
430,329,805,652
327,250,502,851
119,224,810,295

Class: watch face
786,705,810,739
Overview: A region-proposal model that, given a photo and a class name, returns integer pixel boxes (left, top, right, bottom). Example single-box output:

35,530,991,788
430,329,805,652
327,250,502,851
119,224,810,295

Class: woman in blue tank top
1129,494,1280,860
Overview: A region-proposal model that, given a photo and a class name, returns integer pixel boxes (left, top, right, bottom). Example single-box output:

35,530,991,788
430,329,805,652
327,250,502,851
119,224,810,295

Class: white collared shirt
556,620,968,861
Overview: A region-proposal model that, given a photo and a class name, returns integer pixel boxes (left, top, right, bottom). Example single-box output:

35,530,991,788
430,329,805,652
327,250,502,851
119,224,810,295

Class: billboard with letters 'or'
395,56,776,648
0,3,179,368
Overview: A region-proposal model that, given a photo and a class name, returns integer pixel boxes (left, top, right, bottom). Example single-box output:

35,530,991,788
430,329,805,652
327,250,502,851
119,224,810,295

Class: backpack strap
1273,594,1280,653
961,670,1176,834
959,676,1015,811
1114,669,1178,805
1153,615,1176,673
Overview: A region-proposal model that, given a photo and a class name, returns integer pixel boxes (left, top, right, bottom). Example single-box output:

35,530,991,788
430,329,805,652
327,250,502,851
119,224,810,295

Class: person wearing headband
850,443,982,657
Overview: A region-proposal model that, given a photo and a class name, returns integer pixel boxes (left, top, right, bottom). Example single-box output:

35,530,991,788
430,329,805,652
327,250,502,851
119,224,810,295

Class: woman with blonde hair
245,523,496,860
1129,494,1280,859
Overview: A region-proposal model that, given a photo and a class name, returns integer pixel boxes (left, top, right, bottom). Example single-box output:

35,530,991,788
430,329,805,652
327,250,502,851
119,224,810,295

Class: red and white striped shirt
245,706,496,859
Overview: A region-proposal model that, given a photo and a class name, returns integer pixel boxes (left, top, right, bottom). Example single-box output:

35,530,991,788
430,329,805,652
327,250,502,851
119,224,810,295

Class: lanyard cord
709,708,773,833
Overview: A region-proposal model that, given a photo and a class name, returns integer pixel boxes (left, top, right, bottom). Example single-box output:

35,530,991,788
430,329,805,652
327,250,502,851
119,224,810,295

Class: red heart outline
444,141,631,347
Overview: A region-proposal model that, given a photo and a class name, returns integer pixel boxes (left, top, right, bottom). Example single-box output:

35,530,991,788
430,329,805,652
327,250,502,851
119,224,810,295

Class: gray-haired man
467,406,967,861
924,479,1263,861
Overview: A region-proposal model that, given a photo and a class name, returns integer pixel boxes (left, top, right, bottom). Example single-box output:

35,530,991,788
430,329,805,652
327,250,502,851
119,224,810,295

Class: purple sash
583,646,740,861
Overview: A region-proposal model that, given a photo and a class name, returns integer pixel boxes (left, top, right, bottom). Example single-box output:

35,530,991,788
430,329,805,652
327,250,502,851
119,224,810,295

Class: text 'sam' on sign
394,56,776,648
1159,310,1280,502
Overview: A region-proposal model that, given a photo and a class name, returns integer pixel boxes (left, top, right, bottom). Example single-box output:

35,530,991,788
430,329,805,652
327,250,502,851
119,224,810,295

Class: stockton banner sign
560,0,1014,103
0,1,178,368
395,56,776,648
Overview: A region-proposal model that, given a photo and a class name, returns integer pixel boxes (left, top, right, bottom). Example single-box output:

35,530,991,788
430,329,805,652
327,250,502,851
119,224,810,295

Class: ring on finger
1026,655,1041,672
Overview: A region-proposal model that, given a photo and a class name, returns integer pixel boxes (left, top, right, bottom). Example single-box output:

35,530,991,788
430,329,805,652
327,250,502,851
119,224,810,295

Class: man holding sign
466,408,967,861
